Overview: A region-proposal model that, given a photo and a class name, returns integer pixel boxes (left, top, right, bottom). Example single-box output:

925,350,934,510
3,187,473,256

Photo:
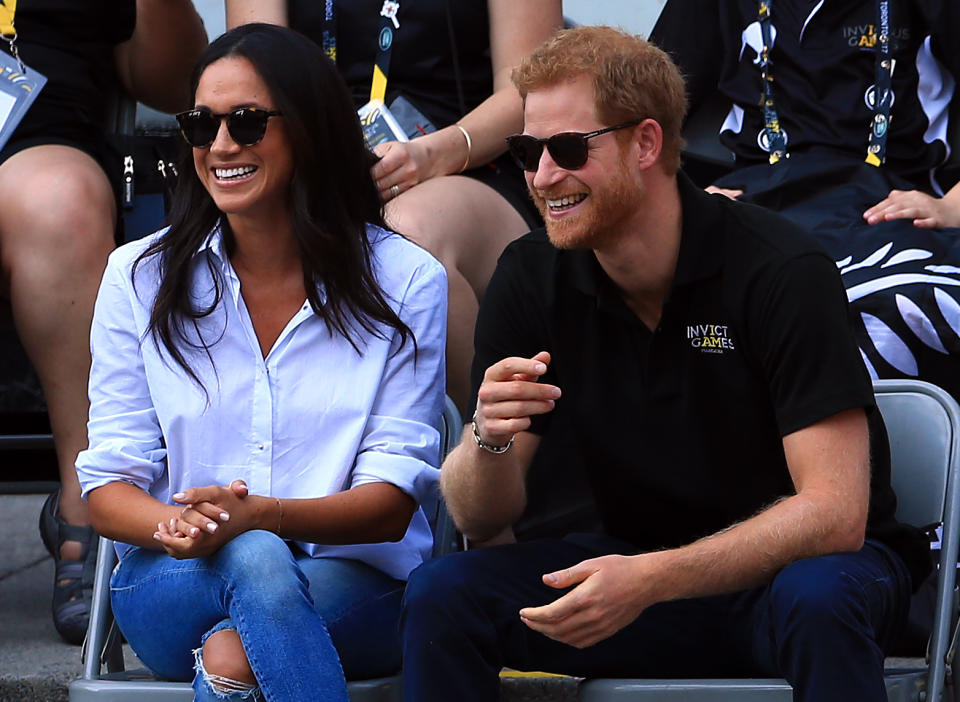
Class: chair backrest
432,396,464,558
864,380,960,702
875,380,956,529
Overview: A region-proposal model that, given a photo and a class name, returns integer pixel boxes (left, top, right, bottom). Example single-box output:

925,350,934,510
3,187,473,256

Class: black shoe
39,489,97,645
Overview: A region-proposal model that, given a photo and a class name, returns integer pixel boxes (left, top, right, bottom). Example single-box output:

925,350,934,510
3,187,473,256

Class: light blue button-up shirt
76,222,447,580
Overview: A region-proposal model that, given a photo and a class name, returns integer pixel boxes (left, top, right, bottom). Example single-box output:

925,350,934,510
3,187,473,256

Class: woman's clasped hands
153,479,262,558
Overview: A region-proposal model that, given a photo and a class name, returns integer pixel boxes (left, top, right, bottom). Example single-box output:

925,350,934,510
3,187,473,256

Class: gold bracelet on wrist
274,496,283,534
454,123,472,173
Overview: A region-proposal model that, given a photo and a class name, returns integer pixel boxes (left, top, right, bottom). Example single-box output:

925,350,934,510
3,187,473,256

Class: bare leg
198,629,259,695
0,145,116,556
385,175,529,410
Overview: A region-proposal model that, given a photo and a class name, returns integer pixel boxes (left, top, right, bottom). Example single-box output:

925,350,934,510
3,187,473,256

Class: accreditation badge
0,49,46,152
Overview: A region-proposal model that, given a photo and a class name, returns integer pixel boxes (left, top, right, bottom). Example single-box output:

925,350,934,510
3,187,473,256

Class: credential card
0,49,47,152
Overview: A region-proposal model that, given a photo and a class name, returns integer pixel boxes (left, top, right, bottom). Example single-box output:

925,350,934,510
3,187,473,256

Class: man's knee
404,553,474,612
768,556,870,637
402,550,505,636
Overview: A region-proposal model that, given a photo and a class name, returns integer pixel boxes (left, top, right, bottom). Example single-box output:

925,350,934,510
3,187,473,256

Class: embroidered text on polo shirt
687,323,736,353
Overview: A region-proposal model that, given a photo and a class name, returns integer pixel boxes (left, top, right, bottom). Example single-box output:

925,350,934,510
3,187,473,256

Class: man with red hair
400,26,929,702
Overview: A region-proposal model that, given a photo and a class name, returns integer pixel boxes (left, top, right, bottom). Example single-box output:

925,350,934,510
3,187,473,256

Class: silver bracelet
471,412,514,454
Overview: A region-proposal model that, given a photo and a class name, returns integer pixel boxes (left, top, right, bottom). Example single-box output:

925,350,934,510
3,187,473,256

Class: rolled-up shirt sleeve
350,256,447,505
76,250,167,499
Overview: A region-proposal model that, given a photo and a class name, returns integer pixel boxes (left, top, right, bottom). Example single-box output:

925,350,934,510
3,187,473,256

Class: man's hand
473,351,560,447
863,189,960,229
519,554,649,648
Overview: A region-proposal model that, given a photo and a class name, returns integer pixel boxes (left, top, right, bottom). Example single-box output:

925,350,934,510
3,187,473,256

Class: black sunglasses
175,107,283,148
505,120,641,171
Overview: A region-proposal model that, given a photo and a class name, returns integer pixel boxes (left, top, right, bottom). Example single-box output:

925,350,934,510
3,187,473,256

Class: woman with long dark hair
75,24,446,701
226,0,563,410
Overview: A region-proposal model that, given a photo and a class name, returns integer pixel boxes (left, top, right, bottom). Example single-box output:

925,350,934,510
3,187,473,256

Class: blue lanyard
755,0,893,166
865,0,892,166
756,1,787,164
321,1,401,104
321,0,336,62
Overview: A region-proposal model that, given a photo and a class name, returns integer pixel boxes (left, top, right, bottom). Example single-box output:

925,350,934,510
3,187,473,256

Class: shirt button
258,444,265,450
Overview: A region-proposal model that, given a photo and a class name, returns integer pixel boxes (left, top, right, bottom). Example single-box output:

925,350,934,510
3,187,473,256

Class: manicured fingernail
153,532,161,541
544,573,558,584
173,492,185,500
190,527,199,537
220,512,230,521
206,522,218,533
157,522,163,531
534,362,546,373
169,518,177,529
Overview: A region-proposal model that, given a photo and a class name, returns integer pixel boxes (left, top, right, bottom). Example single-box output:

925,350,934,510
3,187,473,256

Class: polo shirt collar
565,170,724,304
672,170,724,287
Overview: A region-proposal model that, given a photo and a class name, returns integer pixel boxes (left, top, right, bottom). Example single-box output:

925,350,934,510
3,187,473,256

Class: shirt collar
196,220,228,261
565,170,724,304
672,170,724,287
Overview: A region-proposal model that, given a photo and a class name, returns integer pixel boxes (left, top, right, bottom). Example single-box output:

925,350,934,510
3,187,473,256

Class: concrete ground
0,493,84,702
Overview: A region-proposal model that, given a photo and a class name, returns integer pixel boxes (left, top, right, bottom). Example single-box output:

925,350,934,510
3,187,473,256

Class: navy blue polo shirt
471,173,929,585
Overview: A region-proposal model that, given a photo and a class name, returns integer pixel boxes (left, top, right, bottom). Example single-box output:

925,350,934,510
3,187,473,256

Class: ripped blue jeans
110,530,405,702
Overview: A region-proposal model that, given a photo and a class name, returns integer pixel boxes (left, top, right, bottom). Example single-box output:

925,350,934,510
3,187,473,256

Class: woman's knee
0,147,115,268
199,629,256,683
213,530,293,571
211,531,311,611
385,176,525,270
195,629,262,700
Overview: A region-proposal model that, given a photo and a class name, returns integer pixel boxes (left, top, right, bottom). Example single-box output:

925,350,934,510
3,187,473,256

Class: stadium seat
68,395,463,702
577,379,960,702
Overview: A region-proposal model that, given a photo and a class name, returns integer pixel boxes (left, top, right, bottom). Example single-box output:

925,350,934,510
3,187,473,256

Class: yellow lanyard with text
0,0,17,38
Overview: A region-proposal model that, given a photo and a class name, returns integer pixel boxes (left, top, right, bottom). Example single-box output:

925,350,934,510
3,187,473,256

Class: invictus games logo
842,23,909,49
687,323,735,354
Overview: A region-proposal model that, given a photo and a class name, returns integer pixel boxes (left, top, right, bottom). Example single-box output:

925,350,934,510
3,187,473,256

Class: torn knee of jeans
193,647,262,700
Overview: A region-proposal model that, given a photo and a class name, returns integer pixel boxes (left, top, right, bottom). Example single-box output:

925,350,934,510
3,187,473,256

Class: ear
631,118,664,172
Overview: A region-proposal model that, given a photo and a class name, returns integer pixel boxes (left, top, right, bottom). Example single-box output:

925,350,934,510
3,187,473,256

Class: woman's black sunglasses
505,120,640,171
175,107,283,148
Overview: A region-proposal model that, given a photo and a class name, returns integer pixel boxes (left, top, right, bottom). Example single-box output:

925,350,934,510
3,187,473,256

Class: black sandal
38,489,98,645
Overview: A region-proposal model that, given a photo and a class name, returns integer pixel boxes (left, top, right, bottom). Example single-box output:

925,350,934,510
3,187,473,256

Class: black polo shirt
472,173,929,584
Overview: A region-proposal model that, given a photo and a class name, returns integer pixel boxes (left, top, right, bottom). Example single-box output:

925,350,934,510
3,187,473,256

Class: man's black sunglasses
505,120,640,171
175,107,283,148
